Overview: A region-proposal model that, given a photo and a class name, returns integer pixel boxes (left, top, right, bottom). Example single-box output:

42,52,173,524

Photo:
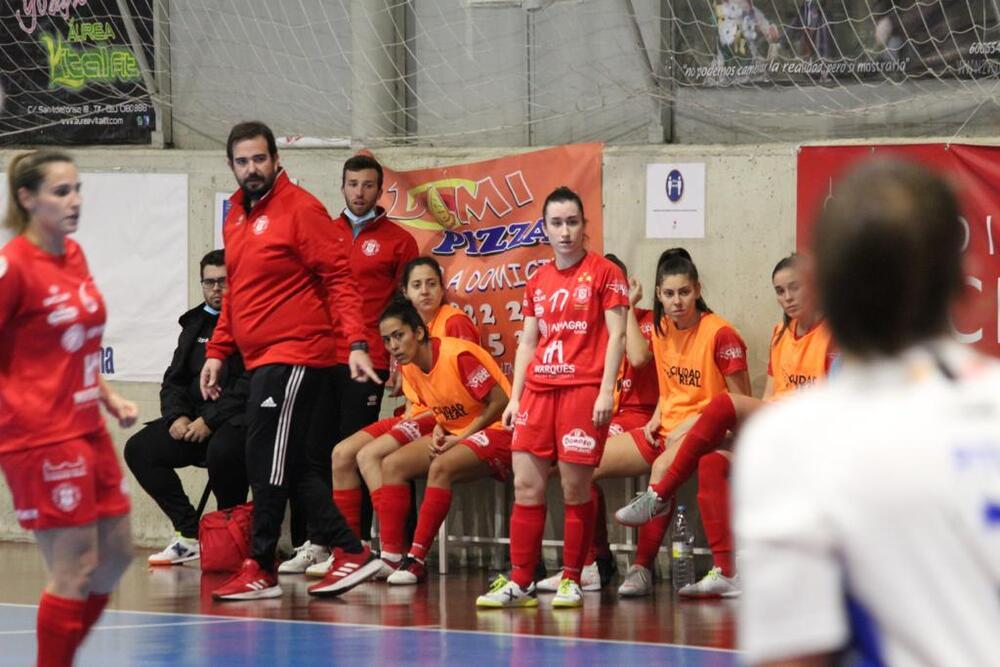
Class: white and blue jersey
734,340,1000,666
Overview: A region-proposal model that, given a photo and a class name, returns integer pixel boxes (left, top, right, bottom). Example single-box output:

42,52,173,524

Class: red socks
634,512,672,570
651,393,736,501
37,592,85,667
562,500,596,583
510,503,546,588
81,592,109,638
376,484,411,557
698,451,735,576
409,487,453,561
333,488,363,539
585,485,610,564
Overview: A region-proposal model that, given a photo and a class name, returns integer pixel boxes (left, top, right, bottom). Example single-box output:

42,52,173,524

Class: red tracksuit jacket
207,170,365,369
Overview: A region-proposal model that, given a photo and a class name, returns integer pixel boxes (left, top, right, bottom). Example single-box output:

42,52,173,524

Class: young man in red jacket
201,121,384,600
282,155,420,575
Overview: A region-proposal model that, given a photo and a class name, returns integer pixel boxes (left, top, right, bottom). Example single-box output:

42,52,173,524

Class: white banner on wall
645,162,706,239
1,172,189,383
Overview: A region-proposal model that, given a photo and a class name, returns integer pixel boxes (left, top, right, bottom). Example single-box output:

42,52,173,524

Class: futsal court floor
0,541,738,665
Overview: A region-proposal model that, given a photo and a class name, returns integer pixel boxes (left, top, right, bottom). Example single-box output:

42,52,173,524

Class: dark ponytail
379,294,429,344
652,247,710,336
770,253,799,348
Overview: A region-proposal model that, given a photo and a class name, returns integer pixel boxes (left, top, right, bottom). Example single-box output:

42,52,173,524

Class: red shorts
512,385,611,467
609,408,653,438
0,429,130,531
626,426,668,466
362,413,436,445
458,428,513,482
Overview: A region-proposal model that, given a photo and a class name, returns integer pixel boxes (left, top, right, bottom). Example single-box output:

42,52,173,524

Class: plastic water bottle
671,505,696,591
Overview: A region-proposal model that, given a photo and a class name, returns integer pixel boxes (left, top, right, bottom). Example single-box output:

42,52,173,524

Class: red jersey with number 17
0,236,107,453
523,252,628,390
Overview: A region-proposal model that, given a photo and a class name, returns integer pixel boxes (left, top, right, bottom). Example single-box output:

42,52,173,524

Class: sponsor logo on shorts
253,216,269,235
47,305,79,326
367,394,379,407
608,423,624,436
52,482,82,513
361,239,381,256
15,508,38,522
466,431,491,448
42,457,87,482
561,428,596,453
61,324,86,352
395,419,423,442
514,410,529,427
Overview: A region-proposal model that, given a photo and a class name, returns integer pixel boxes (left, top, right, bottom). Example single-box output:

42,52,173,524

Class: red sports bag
198,502,253,573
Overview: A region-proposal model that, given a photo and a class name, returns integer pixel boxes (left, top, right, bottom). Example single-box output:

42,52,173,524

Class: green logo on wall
40,20,140,91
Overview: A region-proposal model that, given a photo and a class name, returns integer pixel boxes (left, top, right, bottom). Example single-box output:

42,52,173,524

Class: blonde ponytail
3,150,75,234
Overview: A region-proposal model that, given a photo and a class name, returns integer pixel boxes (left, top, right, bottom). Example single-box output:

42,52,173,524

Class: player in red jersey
321,257,479,578
366,298,512,585
476,187,629,609
593,248,752,598
536,253,658,592
614,253,834,598
0,150,138,667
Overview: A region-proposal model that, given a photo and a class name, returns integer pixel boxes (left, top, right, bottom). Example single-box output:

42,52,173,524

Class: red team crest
253,216,269,235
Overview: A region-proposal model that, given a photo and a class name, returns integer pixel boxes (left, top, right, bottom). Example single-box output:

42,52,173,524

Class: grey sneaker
278,541,331,574
614,488,672,527
617,564,653,597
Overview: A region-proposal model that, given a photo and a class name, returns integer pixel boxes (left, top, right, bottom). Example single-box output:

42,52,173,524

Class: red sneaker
308,545,381,597
212,558,282,601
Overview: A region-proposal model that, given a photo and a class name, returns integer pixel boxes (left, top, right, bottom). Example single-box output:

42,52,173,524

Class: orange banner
376,144,604,375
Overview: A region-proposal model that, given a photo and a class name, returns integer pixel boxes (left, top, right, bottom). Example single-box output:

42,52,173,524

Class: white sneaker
537,562,601,592
551,578,583,608
617,564,653,597
475,574,539,608
614,488,672,527
148,535,199,566
678,567,741,598
305,553,334,578
277,541,331,574
373,555,401,581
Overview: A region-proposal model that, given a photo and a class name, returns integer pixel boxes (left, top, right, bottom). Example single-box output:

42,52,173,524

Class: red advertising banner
798,144,999,357
375,144,604,375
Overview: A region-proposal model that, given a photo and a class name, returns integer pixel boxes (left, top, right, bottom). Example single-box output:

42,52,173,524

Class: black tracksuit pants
124,418,248,538
245,364,361,570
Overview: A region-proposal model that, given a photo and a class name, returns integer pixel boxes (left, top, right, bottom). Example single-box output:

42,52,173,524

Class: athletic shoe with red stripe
386,556,427,585
307,545,382,597
212,558,282,601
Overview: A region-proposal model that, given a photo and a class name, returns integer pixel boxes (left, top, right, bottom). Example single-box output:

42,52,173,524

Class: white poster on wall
1,172,189,383
646,162,706,239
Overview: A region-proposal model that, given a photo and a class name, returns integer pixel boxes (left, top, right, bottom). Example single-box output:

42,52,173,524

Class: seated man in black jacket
125,250,249,565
